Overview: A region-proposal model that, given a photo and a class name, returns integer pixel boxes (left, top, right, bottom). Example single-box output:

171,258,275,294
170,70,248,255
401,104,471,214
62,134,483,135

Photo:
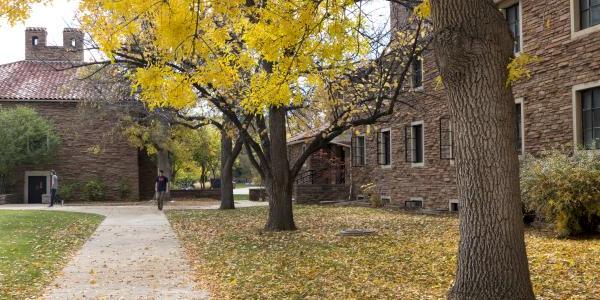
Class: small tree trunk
0,174,6,194
200,162,207,190
220,129,235,210
264,106,296,231
431,1,534,299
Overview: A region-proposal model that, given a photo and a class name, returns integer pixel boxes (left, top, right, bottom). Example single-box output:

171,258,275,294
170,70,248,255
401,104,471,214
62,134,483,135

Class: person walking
155,170,169,210
49,170,58,207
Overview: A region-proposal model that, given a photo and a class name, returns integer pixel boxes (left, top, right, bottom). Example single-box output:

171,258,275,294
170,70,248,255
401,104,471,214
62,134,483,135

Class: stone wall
350,1,600,211
295,184,350,204
0,194,18,205
138,150,157,200
0,101,141,202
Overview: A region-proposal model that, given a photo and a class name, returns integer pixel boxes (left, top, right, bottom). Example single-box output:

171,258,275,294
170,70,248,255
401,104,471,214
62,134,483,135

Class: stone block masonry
2,101,141,202
295,184,350,204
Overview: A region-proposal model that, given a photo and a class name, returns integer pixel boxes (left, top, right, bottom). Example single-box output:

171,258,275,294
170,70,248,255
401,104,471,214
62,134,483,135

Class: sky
0,0,390,65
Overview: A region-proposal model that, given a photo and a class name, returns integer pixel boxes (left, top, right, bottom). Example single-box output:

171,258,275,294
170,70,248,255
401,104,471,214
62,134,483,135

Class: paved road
1,205,210,299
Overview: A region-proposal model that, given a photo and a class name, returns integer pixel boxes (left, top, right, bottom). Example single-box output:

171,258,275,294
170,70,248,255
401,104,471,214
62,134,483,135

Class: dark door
28,176,47,204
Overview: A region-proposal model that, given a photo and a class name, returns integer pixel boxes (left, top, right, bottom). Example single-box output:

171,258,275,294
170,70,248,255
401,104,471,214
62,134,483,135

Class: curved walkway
1,204,210,299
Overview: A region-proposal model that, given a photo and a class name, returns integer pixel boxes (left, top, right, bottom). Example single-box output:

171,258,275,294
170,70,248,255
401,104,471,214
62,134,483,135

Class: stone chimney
25,27,84,62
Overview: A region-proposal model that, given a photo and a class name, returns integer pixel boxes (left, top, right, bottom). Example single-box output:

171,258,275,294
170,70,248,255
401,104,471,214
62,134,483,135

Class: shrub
58,181,80,203
369,194,384,208
521,150,600,237
118,178,131,200
83,179,106,202
173,175,195,190
360,182,384,208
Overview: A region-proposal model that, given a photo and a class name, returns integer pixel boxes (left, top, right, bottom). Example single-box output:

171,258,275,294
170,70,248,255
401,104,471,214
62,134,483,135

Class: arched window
70,38,76,47
32,36,39,46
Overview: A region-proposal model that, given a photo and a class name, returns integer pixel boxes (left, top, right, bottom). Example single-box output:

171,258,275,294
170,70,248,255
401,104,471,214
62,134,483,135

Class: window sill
411,162,425,168
381,165,393,169
410,86,424,92
571,24,600,41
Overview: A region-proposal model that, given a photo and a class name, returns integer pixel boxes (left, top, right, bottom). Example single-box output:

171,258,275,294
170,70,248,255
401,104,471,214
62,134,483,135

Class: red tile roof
0,60,88,101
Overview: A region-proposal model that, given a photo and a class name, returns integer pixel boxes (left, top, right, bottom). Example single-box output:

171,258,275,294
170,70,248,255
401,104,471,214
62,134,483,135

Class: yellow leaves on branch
79,0,369,113
0,0,52,25
413,0,431,20
507,53,540,86
130,66,197,109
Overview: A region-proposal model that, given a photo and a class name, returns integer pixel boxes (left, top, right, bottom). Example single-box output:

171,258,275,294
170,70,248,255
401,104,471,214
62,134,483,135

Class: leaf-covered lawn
0,210,104,299
167,206,599,299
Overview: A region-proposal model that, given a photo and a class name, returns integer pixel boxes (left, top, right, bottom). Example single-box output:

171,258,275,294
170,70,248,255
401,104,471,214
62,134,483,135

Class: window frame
439,116,454,160
406,197,424,209
572,81,600,150
580,88,600,149
571,0,600,39
449,199,459,212
411,57,424,90
504,2,522,54
410,121,425,167
351,134,366,167
377,128,392,167
380,195,391,205
515,98,525,155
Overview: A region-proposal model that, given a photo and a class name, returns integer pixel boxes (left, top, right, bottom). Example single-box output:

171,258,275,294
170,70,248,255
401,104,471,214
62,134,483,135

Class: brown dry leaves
167,206,599,299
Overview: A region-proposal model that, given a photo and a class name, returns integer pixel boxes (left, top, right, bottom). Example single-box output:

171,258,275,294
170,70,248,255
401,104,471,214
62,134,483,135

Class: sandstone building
348,0,600,211
0,27,155,203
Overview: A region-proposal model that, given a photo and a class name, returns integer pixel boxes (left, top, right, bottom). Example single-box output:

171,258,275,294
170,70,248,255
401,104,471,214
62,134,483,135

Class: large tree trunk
264,106,296,231
431,1,534,299
220,129,235,210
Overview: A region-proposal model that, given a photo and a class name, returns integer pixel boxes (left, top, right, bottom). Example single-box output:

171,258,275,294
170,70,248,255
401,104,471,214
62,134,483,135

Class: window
406,197,423,209
351,135,366,166
515,101,524,154
581,87,600,149
580,0,600,30
380,195,391,205
439,116,454,160
449,200,459,212
505,3,521,53
405,122,424,165
411,58,423,88
70,38,76,47
377,129,392,166
32,36,38,46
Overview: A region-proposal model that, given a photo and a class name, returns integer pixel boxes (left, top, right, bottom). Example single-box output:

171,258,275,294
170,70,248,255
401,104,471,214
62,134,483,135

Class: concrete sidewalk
1,205,210,299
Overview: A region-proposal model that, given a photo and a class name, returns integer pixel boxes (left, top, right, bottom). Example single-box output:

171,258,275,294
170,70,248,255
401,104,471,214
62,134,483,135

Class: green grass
167,206,600,299
233,194,249,201
0,210,104,299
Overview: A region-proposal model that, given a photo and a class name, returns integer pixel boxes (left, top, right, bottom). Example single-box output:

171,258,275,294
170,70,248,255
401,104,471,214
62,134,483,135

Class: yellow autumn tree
77,0,429,231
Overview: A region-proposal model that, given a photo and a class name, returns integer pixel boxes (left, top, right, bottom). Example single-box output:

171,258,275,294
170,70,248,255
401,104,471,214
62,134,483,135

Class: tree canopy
0,106,60,192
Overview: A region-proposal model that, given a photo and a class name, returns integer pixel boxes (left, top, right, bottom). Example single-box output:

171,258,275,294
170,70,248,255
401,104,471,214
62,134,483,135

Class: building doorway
27,176,47,204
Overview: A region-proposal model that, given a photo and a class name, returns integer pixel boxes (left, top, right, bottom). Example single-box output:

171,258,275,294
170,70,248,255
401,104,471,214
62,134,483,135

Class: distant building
0,27,155,203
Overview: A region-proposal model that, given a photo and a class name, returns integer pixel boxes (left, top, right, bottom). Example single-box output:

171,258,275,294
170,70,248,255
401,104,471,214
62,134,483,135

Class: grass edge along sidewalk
0,210,104,299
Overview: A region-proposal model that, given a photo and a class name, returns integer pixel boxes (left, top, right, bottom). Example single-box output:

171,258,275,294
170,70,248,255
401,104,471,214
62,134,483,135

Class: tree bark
430,1,534,299
220,129,235,210
264,106,296,231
